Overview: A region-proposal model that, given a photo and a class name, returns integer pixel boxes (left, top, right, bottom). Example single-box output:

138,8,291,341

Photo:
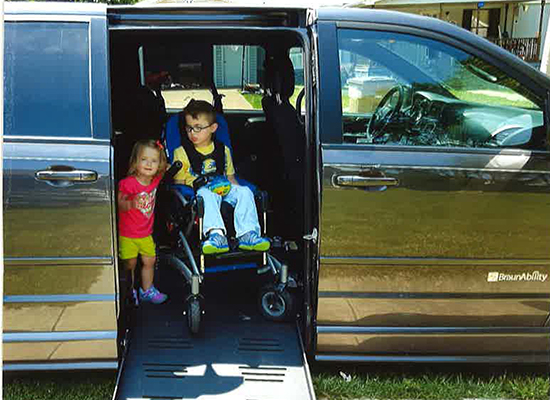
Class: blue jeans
197,185,260,238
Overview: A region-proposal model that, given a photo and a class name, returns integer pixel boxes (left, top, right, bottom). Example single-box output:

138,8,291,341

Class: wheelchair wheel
186,298,201,335
258,285,294,322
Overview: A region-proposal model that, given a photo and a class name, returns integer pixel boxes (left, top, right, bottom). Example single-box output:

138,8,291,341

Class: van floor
114,260,315,400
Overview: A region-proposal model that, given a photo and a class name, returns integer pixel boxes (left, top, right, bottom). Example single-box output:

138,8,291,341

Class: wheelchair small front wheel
258,285,293,322
186,298,201,335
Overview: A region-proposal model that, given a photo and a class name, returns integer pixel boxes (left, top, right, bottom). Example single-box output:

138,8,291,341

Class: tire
186,298,201,335
258,285,294,322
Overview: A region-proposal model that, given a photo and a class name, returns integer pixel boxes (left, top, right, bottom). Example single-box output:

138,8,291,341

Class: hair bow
156,140,164,150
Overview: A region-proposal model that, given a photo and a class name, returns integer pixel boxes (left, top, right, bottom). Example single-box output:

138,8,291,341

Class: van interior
109,27,314,398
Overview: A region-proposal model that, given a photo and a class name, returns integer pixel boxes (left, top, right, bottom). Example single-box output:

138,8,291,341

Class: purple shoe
139,285,168,304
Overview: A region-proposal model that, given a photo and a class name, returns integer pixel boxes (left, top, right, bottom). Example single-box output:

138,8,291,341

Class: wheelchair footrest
204,249,266,260
203,262,260,274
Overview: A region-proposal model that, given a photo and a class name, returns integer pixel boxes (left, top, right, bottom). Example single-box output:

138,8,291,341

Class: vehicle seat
262,51,306,238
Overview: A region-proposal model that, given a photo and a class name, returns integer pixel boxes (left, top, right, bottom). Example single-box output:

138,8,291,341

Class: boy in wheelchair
172,99,270,255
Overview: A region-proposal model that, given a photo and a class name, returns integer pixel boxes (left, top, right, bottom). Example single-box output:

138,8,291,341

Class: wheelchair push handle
163,161,183,184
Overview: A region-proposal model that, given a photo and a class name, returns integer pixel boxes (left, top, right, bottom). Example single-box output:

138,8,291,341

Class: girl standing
118,140,168,305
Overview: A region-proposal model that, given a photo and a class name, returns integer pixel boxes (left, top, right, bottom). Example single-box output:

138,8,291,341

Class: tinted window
338,29,546,150
4,22,91,138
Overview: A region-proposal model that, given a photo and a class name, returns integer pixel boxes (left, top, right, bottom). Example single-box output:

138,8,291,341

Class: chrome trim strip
322,143,550,157
3,361,117,371
3,330,117,342
320,257,550,266
109,25,305,32
4,294,115,303
5,257,113,266
4,136,110,143
317,326,550,335
318,291,550,299
88,18,94,138
6,156,115,163
5,15,93,22
323,162,549,175
315,354,548,364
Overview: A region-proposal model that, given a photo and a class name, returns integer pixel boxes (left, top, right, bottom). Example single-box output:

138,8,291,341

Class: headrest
264,54,295,101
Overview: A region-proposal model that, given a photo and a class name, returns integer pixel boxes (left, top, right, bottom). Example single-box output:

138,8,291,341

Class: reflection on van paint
4,301,116,332
3,142,112,258
4,339,117,362
4,264,115,295
316,331,550,357
317,297,549,326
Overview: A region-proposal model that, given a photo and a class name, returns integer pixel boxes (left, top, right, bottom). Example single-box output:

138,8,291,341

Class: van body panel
3,8,117,366
315,18,550,360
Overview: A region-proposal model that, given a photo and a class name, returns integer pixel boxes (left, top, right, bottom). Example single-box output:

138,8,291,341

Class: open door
108,6,317,399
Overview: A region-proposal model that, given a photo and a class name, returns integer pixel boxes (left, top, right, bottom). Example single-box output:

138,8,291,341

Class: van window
4,22,91,138
235,46,303,111
338,29,546,150
213,45,264,110
150,45,303,111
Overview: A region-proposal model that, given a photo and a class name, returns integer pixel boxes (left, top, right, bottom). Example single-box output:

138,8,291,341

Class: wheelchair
156,104,298,335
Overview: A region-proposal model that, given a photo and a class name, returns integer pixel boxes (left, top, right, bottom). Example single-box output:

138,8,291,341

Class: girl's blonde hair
127,139,167,177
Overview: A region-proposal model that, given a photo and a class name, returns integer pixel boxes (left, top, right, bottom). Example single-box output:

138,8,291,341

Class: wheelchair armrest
171,184,193,207
171,184,204,218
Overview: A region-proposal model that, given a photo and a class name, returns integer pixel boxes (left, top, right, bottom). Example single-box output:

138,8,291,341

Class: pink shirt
118,175,162,238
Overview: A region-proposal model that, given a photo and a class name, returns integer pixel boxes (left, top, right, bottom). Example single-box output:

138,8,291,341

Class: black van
4,2,550,398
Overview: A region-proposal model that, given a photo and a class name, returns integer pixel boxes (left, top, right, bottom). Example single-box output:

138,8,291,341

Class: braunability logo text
487,271,548,282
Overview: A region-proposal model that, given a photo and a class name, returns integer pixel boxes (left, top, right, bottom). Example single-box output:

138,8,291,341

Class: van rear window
4,22,91,138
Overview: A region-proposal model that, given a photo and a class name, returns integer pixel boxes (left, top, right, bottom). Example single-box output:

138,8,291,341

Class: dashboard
343,87,544,149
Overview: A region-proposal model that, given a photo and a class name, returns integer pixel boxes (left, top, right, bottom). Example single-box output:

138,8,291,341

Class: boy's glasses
185,123,214,134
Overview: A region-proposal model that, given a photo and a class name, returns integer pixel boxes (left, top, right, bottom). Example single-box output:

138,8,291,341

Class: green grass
242,85,304,109
3,372,115,400
4,367,549,400
314,372,549,400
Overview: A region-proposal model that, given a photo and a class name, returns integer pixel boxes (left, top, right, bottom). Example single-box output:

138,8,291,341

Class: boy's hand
118,192,136,212
227,175,239,186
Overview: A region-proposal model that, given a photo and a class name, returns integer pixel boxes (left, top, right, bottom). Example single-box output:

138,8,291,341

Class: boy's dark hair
183,99,216,124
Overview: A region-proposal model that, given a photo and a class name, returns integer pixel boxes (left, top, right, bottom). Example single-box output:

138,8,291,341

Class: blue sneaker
139,285,167,304
202,232,229,255
238,231,270,252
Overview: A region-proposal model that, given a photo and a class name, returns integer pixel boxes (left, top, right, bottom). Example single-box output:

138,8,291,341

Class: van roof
5,1,106,16
6,0,549,88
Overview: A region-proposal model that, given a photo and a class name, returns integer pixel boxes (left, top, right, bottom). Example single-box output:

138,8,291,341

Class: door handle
35,167,98,182
335,175,398,188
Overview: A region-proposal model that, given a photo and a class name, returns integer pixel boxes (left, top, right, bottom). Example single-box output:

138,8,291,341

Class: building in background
357,0,549,65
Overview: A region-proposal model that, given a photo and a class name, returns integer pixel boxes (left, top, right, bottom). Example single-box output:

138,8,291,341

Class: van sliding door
3,4,118,370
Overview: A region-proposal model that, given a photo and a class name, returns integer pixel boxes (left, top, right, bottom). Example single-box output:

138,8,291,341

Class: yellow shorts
119,235,156,260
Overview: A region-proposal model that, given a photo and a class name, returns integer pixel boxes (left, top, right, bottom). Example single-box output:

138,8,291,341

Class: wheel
258,285,294,322
186,298,201,335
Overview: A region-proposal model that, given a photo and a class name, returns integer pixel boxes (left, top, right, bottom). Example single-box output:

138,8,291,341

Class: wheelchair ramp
113,301,316,400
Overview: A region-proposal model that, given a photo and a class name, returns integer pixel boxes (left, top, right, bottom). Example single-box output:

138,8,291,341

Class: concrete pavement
161,88,255,110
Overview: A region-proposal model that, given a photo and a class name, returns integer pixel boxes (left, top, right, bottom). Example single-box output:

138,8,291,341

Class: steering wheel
367,85,405,138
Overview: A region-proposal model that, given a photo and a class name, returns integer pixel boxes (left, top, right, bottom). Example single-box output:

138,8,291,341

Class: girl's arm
117,191,135,212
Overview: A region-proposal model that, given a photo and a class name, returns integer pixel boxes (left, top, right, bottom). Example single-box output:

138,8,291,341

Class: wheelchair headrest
164,112,232,164
264,53,295,101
